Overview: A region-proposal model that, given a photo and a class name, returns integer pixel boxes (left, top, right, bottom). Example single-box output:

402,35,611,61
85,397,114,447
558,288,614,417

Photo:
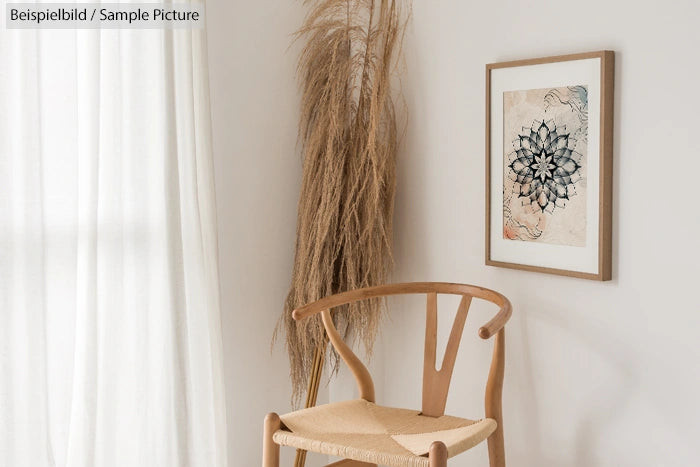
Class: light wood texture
263,413,281,467
265,282,512,466
321,309,375,402
294,340,328,467
599,51,615,281
422,294,472,417
293,282,511,341
485,50,615,281
325,460,376,467
485,330,506,467
428,441,448,467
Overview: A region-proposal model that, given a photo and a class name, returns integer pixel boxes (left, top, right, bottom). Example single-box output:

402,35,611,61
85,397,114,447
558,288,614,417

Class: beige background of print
503,86,587,247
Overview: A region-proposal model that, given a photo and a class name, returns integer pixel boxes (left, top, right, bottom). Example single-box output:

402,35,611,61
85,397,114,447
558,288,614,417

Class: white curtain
0,4,227,467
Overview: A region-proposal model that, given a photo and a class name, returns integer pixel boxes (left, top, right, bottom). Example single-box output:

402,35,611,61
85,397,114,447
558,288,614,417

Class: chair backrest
292,282,512,418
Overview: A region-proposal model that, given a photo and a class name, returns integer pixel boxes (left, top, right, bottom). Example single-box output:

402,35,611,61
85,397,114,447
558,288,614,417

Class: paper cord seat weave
273,399,497,467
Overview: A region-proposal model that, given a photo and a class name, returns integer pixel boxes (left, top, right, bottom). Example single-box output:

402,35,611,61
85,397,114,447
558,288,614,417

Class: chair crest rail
292,282,512,340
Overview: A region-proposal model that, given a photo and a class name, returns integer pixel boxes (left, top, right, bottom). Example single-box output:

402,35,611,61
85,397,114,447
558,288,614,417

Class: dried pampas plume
276,0,408,405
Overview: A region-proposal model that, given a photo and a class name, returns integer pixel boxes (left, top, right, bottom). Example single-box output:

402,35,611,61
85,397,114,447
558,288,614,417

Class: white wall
380,0,700,466
206,2,326,466
209,0,700,465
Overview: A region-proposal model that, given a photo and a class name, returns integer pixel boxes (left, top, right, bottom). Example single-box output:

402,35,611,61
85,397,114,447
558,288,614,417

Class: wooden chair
263,282,512,467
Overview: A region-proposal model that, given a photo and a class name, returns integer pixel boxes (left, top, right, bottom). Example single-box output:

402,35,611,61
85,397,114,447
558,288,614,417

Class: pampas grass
277,0,407,405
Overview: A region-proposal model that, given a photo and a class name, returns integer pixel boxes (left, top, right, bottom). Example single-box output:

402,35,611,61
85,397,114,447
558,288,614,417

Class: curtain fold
0,3,227,467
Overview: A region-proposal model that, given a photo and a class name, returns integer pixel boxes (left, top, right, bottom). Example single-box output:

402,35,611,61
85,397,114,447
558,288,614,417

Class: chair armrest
293,307,376,403
478,298,512,339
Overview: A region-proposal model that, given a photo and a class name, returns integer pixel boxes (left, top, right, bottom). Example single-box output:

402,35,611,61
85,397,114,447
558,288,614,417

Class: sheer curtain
0,4,227,467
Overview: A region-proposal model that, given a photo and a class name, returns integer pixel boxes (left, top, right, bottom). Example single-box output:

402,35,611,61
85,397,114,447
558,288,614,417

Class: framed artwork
485,51,614,280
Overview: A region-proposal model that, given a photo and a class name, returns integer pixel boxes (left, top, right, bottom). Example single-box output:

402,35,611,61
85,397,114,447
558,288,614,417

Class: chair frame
264,282,512,467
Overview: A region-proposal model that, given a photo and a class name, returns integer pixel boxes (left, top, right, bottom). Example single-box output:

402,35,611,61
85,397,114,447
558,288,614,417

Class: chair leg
428,441,447,467
263,412,281,467
487,425,505,467
485,329,506,467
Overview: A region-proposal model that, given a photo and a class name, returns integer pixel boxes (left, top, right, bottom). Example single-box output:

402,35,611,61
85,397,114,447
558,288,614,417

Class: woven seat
274,399,497,467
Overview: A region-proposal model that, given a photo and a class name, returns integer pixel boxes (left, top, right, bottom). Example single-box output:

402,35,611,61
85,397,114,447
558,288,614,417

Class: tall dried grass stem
275,0,408,405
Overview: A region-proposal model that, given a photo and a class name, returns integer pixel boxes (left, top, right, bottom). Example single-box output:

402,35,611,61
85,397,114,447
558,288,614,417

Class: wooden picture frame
485,51,614,280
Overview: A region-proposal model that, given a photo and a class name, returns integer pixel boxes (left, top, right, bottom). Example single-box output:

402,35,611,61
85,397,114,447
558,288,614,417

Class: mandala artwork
503,85,588,247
